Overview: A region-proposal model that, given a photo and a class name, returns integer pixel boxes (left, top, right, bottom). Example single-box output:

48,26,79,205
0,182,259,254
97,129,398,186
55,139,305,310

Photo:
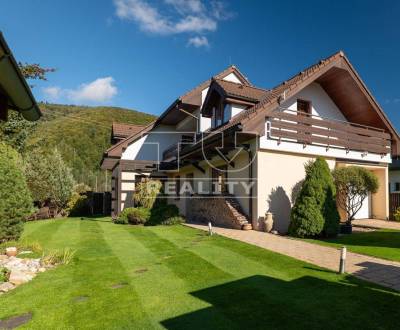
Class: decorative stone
9,270,34,285
38,267,46,273
6,247,17,257
271,230,279,235
0,255,8,261
0,282,15,292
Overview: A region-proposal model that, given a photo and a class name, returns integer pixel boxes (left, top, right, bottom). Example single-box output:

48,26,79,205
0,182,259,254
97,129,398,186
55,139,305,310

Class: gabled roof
211,51,400,155
101,65,251,165
112,122,145,140
212,79,269,102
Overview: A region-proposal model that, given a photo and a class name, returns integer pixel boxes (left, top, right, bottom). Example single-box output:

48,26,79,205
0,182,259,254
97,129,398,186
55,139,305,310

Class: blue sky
1,0,400,129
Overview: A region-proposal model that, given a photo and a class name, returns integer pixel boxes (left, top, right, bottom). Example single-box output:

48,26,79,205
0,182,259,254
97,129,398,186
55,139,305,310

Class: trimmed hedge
115,207,150,225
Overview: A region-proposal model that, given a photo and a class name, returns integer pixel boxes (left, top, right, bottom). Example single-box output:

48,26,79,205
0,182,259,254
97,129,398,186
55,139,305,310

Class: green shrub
161,216,185,226
148,204,179,226
0,267,10,283
115,207,150,225
333,166,379,224
127,207,150,225
67,193,89,217
393,207,400,222
0,142,33,241
289,157,340,238
133,179,163,209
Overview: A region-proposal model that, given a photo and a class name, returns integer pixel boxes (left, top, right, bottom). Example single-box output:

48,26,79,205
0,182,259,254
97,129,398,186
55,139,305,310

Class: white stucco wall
223,72,242,84
121,125,182,161
282,82,347,121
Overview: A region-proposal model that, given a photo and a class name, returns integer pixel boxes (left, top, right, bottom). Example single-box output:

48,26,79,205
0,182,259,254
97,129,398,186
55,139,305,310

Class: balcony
162,135,195,161
267,110,391,155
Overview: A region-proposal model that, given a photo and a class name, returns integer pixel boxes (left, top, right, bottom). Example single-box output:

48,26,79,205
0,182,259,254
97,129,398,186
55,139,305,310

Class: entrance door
212,166,227,194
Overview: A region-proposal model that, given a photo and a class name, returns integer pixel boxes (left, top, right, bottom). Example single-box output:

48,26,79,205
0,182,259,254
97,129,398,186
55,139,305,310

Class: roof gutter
0,32,41,121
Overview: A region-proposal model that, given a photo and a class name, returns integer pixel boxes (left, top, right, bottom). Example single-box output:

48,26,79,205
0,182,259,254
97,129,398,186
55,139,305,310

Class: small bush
161,216,185,226
393,207,400,222
0,267,10,283
127,207,150,225
41,248,76,266
67,193,89,217
115,207,150,225
148,204,179,226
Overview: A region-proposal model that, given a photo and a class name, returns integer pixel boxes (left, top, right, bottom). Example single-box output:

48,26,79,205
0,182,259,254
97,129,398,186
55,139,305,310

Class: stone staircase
223,194,252,230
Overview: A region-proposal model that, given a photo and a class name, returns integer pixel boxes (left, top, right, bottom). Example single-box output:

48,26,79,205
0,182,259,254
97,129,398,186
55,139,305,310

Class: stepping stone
73,296,89,303
135,268,148,274
111,282,128,289
0,282,15,293
0,312,32,329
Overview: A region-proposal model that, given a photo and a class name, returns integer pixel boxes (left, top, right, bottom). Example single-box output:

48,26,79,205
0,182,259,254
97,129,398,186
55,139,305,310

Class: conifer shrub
288,157,340,237
0,143,33,241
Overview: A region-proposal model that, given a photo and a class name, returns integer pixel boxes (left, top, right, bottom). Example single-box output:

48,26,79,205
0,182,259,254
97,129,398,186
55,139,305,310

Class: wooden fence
389,192,400,219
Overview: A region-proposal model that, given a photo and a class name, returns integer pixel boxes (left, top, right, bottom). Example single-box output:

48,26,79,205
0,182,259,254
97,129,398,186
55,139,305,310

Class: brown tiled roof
112,123,145,139
213,79,269,103
216,51,346,131
179,65,252,106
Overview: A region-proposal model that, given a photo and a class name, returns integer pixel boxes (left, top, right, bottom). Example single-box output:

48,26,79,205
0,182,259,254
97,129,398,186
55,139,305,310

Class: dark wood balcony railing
162,135,196,160
267,110,391,155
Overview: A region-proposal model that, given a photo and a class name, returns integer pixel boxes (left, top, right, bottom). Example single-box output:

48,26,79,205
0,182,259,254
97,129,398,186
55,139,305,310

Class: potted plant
333,166,379,234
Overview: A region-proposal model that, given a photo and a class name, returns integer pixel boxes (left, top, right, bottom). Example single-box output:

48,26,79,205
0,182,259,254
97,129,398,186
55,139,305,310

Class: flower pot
6,247,17,257
340,224,352,234
264,212,274,233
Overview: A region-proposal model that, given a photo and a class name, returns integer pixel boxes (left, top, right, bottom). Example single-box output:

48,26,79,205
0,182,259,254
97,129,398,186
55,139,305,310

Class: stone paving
186,224,400,292
353,219,400,230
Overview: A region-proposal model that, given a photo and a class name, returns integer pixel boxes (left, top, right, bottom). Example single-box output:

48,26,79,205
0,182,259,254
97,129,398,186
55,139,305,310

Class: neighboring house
0,32,41,122
389,158,400,192
111,123,145,145
101,51,399,232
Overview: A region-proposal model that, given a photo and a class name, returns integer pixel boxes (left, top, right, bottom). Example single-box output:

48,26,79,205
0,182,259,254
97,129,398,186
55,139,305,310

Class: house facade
101,51,399,232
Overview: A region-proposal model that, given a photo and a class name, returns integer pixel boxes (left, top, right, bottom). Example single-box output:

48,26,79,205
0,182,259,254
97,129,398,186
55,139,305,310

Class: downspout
242,144,253,222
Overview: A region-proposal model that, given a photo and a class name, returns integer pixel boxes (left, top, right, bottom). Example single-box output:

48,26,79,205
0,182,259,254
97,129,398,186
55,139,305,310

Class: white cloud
187,36,209,48
114,0,233,47
67,77,117,103
42,86,62,101
41,77,118,104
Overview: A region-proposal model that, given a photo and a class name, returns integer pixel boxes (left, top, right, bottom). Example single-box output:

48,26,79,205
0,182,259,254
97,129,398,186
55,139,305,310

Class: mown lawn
305,229,400,262
1,218,400,329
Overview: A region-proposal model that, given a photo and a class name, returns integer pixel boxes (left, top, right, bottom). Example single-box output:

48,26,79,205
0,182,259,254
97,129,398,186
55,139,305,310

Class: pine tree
0,143,33,241
288,157,340,237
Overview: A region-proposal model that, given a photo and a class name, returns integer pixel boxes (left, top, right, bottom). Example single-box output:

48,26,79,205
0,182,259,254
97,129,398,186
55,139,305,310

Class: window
214,104,223,127
297,99,311,115
223,104,231,123
395,182,400,192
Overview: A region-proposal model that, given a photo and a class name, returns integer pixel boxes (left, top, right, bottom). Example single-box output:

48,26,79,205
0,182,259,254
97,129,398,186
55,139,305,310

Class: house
111,122,145,145
0,32,41,122
101,51,399,232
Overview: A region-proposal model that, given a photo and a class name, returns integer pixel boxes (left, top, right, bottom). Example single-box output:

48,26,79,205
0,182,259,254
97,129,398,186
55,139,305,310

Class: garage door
354,193,371,219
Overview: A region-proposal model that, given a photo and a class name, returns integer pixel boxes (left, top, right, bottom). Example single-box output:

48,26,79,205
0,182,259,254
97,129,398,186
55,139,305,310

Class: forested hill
25,103,156,190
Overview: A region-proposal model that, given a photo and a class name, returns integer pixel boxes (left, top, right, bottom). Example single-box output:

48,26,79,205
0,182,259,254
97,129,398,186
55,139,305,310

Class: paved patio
186,223,400,291
353,219,400,230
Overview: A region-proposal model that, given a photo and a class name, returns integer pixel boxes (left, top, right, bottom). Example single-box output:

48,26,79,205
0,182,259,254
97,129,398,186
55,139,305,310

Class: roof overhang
0,32,41,121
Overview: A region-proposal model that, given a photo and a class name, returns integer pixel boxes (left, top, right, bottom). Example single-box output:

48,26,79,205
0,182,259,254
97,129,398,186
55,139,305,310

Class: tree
0,142,33,241
333,166,379,225
0,63,54,153
24,148,75,213
288,157,340,237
